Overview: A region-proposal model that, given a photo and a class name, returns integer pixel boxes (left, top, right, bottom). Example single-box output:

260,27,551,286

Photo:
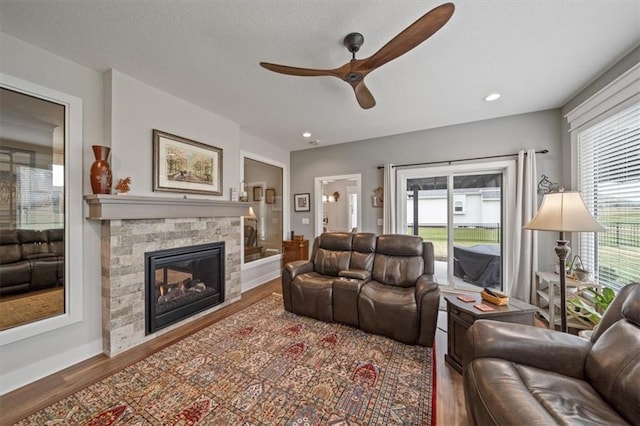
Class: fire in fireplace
145,242,224,334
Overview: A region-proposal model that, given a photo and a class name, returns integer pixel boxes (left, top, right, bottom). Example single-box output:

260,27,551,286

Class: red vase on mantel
90,145,113,194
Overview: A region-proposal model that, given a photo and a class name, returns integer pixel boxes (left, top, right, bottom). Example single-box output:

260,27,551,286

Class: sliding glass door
398,162,513,292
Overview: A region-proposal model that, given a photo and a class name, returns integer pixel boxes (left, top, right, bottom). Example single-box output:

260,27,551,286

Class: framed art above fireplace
152,129,223,195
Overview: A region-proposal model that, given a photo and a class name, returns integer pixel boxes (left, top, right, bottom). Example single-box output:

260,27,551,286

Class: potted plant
567,255,592,282
567,286,616,325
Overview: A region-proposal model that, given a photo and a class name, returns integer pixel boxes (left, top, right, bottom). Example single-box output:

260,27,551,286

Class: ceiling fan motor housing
344,32,364,53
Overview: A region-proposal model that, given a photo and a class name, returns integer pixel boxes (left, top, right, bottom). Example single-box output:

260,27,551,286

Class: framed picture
153,129,222,195
372,186,383,208
294,193,310,212
253,186,263,201
265,188,276,204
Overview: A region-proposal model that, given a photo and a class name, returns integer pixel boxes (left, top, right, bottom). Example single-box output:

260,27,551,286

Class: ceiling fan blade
363,2,455,71
352,80,376,109
260,62,338,78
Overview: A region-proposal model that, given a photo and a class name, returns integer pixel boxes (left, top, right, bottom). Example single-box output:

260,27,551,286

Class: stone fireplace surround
85,195,249,356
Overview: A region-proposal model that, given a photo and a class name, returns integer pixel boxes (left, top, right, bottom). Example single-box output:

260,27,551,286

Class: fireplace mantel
84,194,250,220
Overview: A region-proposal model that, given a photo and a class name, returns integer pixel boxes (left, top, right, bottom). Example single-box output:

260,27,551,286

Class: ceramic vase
90,145,112,194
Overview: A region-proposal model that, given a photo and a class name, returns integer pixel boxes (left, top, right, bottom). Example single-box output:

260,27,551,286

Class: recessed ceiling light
302,132,312,138
484,93,501,102
309,140,321,146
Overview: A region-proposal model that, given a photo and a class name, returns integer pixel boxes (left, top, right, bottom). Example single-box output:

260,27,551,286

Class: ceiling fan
260,2,455,109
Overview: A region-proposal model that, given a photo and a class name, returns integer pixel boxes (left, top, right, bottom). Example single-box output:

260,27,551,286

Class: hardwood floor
0,278,469,425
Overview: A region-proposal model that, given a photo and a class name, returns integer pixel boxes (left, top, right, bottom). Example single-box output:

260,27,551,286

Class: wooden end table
282,239,309,265
444,293,537,374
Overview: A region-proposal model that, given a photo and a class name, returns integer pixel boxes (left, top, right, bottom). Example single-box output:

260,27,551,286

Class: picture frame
153,129,222,195
265,188,276,204
372,186,383,208
253,186,263,201
294,193,310,212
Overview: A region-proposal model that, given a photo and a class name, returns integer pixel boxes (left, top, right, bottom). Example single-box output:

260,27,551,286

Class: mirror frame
0,73,84,346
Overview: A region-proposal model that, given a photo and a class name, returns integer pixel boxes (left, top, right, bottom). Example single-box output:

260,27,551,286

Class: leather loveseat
282,232,440,347
0,229,64,295
463,282,640,425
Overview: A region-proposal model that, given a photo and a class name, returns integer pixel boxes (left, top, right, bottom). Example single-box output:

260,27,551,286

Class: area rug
0,287,64,331
18,294,435,425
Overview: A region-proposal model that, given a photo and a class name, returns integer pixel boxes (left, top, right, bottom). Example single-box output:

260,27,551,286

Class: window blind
577,102,640,291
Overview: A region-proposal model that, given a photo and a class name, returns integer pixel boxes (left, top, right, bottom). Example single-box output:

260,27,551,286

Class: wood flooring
0,278,470,425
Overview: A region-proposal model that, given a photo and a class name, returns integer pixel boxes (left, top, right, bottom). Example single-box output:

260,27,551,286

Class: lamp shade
524,191,606,232
247,206,257,219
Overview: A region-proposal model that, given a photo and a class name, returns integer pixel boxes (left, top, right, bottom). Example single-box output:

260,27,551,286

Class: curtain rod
376,149,549,170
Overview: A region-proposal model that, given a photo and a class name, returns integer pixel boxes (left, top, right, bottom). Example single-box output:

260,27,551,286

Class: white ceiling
1,1,638,152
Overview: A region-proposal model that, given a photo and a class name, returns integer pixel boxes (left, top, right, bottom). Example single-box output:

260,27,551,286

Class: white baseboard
0,338,103,395
242,269,281,293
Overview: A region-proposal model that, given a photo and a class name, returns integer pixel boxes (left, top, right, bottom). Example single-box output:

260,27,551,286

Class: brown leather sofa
0,229,64,295
282,232,440,347
463,282,640,426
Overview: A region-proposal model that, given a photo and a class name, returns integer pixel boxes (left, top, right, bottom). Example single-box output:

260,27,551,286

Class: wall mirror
242,157,283,264
314,174,362,237
0,74,83,345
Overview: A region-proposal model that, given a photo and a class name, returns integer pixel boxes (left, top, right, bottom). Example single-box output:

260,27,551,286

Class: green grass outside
407,226,500,260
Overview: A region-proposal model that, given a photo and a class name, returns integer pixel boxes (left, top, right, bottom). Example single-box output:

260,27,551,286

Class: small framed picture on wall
265,188,276,204
253,186,263,201
294,193,310,212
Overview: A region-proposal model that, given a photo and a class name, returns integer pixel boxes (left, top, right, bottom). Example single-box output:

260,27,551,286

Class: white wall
106,69,240,198
0,32,104,394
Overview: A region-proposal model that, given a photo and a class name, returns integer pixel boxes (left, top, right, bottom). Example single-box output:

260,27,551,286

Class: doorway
314,174,361,237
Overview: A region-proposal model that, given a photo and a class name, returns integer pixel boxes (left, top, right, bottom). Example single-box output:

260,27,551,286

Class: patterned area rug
19,294,435,425
0,287,64,331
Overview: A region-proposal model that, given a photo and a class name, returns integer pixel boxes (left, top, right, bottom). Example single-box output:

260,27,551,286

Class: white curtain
383,163,396,234
509,149,538,302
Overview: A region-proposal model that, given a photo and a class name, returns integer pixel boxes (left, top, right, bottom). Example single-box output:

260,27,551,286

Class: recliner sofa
463,282,640,425
282,232,440,347
0,229,64,295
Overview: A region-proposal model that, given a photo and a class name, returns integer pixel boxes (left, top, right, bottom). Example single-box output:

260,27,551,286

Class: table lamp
524,190,605,332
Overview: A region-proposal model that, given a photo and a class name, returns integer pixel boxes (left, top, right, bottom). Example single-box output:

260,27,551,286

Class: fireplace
145,242,225,334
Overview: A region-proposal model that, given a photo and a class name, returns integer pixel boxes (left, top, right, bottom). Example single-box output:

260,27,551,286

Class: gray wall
291,109,563,239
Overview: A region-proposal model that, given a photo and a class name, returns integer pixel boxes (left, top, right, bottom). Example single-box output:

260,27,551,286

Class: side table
282,239,309,265
534,271,601,331
444,294,537,374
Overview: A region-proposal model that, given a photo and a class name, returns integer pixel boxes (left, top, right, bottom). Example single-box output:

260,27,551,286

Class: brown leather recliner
282,232,440,347
284,232,355,323
333,232,377,327
0,229,64,295
463,282,640,426
358,234,439,346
